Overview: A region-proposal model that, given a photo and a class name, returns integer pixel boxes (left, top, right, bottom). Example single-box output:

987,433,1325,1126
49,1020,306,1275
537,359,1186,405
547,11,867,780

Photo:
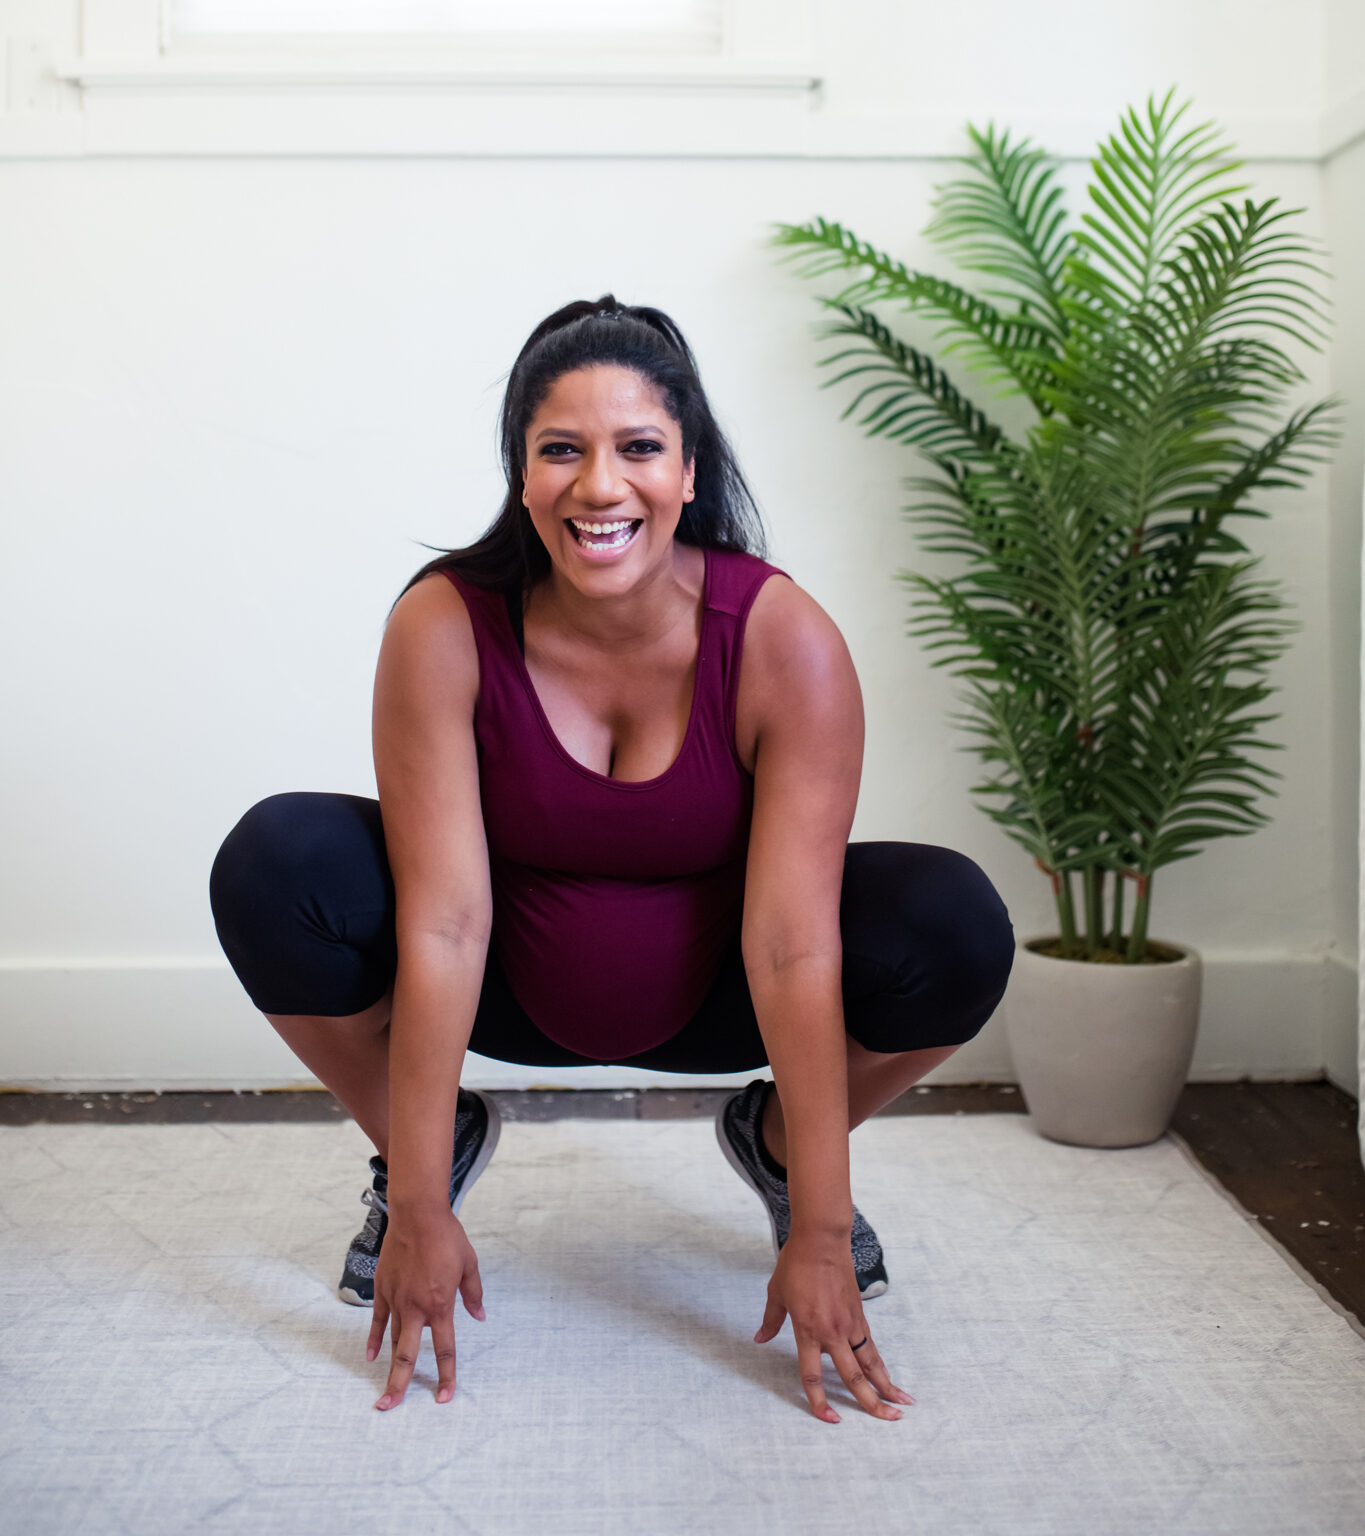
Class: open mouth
566,517,643,553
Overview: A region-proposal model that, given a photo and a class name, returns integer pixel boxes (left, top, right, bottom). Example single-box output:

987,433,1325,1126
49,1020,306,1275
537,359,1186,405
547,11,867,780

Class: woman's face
521,365,695,589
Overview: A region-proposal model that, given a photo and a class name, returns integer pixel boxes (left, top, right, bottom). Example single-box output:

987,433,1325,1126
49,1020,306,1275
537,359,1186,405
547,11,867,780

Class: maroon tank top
441,549,790,1061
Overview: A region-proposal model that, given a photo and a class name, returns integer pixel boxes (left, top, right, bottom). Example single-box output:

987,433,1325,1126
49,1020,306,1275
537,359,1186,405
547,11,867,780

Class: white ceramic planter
1004,934,1203,1148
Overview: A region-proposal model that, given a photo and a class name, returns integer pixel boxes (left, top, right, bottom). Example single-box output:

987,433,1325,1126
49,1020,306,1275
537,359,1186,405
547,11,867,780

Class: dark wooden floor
5,1079,1361,1329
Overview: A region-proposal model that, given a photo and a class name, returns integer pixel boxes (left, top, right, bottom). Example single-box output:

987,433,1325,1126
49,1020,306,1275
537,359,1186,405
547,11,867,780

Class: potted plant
774,90,1337,1147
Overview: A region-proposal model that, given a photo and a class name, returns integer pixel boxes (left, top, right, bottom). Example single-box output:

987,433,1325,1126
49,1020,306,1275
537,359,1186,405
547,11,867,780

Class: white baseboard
1323,954,1360,1099
0,951,1351,1094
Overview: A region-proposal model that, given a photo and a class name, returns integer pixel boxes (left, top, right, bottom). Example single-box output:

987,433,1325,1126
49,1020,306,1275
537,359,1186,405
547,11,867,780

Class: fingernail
365,1348,376,1362
826,1411,840,1424
375,1396,389,1410
437,1389,451,1403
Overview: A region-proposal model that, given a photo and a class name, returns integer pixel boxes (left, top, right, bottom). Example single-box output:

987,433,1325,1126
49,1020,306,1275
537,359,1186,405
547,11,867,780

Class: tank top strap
703,547,789,618
700,548,792,764
437,567,525,714
440,567,509,642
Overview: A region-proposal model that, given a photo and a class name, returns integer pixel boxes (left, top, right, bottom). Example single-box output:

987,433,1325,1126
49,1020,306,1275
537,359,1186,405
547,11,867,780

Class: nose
574,448,630,510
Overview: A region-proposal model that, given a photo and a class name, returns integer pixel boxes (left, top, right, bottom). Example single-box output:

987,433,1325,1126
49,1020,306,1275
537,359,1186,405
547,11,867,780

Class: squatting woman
209,297,1016,1423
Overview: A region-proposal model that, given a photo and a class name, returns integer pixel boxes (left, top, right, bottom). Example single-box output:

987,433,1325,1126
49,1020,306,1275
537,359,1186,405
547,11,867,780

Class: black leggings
209,792,1016,1073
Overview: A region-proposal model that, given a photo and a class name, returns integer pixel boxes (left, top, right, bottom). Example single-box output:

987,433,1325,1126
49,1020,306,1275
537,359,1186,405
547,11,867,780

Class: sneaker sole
338,1089,502,1308
713,1089,887,1303
714,1090,785,1265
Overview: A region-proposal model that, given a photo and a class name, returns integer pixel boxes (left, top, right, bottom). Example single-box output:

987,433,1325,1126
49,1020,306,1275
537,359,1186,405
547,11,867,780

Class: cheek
645,459,689,498
523,467,556,506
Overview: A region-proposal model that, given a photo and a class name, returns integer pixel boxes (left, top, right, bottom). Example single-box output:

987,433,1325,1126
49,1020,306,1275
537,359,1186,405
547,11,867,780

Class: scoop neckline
504,547,713,791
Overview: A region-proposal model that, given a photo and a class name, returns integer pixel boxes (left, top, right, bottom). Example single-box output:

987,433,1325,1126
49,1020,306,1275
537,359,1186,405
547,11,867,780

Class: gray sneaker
338,1087,501,1307
716,1078,889,1300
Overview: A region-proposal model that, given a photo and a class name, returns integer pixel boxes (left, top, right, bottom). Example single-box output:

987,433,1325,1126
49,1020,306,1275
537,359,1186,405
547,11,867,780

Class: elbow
741,929,843,981
398,911,493,957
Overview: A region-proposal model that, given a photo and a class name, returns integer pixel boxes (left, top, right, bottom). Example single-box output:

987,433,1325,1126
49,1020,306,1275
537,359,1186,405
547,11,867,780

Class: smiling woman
207,295,1016,1426
526,371,690,564
398,296,762,597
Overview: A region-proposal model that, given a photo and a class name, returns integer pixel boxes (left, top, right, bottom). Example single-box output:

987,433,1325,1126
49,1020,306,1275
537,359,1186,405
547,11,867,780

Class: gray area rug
3,1112,1363,1536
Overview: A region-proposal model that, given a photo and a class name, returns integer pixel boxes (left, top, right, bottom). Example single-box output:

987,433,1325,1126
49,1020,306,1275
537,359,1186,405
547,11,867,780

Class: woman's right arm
366,572,493,1410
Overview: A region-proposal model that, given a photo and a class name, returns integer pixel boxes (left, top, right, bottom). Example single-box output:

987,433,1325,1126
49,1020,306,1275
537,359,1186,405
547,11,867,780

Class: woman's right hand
367,1207,486,1409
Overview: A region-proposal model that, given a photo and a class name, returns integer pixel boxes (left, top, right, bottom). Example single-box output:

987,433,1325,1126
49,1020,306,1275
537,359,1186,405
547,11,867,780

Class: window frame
164,0,727,57
61,0,817,97
46,0,817,157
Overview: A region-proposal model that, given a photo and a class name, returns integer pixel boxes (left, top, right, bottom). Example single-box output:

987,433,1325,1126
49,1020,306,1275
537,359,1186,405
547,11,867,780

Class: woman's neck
528,542,705,655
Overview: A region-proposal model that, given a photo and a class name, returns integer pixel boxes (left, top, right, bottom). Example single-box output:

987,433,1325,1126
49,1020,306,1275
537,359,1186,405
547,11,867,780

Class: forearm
385,932,487,1217
746,955,853,1237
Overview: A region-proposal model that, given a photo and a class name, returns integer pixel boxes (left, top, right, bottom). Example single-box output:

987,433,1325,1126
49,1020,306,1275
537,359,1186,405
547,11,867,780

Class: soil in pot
1030,937,1187,965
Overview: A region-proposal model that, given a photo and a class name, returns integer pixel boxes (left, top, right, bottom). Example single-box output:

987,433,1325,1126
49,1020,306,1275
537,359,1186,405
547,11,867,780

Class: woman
209,297,1016,1424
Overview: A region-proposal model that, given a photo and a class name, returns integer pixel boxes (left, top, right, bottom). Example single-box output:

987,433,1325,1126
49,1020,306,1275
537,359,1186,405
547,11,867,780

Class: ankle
760,1083,788,1172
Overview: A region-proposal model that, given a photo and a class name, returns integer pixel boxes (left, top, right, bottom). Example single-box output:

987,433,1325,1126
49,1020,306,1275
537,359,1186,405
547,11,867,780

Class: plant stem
1125,872,1153,962
1055,868,1078,956
1110,868,1126,948
1083,865,1102,959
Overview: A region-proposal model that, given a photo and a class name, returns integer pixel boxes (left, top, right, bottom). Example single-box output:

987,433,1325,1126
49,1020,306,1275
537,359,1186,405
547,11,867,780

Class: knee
209,792,343,932
929,849,1016,1007
844,841,1016,1038
208,792,393,1017
211,793,297,904
917,869,1014,1049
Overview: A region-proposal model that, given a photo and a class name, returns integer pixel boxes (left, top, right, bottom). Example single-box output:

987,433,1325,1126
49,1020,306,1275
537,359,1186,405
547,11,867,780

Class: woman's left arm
739,577,905,1424
741,577,861,1233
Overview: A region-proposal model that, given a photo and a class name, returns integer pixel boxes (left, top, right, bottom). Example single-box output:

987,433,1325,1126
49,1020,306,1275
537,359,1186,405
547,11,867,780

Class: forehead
531,365,676,429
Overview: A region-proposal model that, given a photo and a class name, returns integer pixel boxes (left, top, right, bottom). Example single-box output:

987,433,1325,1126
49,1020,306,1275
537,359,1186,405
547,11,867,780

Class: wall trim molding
0,953,1347,1093
51,53,820,93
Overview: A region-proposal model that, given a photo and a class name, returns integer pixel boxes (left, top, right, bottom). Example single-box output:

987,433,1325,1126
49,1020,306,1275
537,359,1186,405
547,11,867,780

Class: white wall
1324,0,1365,123
0,1,1357,1091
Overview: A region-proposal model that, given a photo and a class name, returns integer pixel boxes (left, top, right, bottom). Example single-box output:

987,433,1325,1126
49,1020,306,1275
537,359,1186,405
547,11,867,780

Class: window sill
53,54,820,95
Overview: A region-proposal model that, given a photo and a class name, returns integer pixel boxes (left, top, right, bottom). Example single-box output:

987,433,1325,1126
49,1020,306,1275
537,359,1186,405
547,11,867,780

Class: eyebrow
532,425,667,442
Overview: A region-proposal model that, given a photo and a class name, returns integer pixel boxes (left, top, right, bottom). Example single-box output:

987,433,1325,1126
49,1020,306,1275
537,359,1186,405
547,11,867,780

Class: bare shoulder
377,570,480,711
734,570,863,770
386,569,477,644
744,571,859,700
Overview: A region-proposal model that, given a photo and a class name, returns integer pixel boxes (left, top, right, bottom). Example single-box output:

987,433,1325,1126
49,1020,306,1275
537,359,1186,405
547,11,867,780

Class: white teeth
570,519,632,535
574,523,636,551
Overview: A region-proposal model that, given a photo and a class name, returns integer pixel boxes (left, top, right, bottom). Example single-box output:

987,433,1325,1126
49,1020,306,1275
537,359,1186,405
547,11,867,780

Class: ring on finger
851,1337,869,1350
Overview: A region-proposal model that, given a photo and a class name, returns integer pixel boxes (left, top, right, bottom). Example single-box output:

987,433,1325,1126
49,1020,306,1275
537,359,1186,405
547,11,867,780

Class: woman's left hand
753,1229,915,1423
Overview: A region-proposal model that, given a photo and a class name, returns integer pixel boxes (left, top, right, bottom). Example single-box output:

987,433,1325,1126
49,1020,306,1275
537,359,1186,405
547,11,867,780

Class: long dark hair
397,295,767,601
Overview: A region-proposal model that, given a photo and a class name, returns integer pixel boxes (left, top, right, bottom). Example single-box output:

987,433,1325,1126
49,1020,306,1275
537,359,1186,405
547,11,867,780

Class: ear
682,456,696,503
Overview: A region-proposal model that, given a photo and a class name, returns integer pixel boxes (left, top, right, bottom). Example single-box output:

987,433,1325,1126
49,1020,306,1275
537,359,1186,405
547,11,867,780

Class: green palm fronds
813,302,1010,460
773,90,1337,962
924,122,1074,337
773,218,1059,405
1072,92,1247,319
